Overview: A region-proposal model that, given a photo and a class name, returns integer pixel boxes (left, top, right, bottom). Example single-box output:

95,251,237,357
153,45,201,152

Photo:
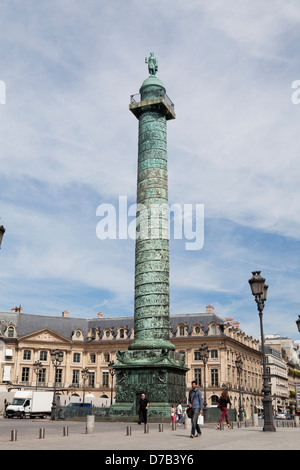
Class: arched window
8,326,15,337
209,324,219,335
211,324,217,335
210,395,219,406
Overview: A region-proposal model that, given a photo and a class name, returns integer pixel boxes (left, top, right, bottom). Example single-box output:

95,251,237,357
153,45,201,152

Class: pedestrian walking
138,393,149,425
171,404,176,425
188,380,203,438
216,388,232,429
176,402,183,424
3,399,9,418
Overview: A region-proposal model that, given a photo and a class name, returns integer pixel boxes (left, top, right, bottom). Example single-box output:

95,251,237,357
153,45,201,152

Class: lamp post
249,271,276,432
108,361,115,406
296,315,300,333
81,368,89,403
50,350,63,420
0,225,5,249
33,360,42,391
235,355,243,423
199,343,209,420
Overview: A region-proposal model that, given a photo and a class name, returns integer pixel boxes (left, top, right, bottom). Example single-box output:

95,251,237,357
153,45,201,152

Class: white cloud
1,0,300,340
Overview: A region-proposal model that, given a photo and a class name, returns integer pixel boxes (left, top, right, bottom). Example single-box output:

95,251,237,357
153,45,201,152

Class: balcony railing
130,92,175,113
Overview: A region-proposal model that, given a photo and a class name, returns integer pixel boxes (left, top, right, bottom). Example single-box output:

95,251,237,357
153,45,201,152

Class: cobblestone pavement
0,417,299,451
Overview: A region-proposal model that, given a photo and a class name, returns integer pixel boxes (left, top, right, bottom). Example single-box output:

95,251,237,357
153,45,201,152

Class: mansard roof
0,309,226,341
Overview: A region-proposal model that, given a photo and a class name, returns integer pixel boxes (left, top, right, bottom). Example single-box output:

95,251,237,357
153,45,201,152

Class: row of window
16,350,111,364
194,349,218,360
20,367,111,388
14,365,262,391
194,367,260,391
11,348,220,363
194,368,220,387
5,324,221,340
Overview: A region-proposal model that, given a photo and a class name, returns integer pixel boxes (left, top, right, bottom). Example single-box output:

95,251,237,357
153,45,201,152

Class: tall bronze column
110,54,188,418
129,61,174,353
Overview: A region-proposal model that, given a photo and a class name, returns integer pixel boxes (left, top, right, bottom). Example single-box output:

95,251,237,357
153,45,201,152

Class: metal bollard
39,428,45,439
86,415,95,434
159,423,163,432
10,430,17,442
126,426,132,436
172,421,176,431
63,426,69,437
144,424,149,434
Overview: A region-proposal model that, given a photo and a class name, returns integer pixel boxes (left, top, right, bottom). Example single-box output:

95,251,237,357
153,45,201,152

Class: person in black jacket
138,393,149,425
216,389,232,429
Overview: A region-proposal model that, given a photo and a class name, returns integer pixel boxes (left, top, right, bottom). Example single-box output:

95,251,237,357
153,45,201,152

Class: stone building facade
264,334,300,414
0,305,263,418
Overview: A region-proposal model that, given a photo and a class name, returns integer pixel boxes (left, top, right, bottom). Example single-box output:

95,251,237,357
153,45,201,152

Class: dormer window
177,324,187,336
192,324,204,336
8,326,15,338
116,327,127,339
103,329,113,340
72,329,84,341
211,325,217,335
209,324,219,335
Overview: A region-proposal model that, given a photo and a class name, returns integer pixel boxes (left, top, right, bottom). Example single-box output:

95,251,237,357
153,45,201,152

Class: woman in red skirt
216,389,232,429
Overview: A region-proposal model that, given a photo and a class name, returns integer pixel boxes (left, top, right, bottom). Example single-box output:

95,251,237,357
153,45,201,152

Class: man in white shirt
177,402,183,424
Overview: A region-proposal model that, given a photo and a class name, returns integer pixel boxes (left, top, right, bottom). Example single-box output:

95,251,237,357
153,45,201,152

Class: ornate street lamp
0,225,5,249
81,367,89,403
296,315,300,333
50,350,63,420
249,271,276,432
108,361,115,406
33,360,42,391
235,355,243,423
199,343,209,420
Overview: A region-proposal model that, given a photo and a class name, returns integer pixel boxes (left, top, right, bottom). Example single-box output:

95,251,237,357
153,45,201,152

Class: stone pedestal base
110,349,188,419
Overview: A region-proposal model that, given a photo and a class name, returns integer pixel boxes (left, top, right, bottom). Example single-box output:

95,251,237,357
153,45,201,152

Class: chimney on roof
62,310,69,318
11,305,23,313
225,317,240,328
206,305,214,313
97,312,103,318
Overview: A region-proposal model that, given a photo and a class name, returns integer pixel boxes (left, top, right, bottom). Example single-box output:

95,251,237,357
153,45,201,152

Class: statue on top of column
145,52,158,76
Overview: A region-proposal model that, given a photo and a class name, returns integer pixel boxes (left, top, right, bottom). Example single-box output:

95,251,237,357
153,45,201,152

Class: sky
1,0,300,342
